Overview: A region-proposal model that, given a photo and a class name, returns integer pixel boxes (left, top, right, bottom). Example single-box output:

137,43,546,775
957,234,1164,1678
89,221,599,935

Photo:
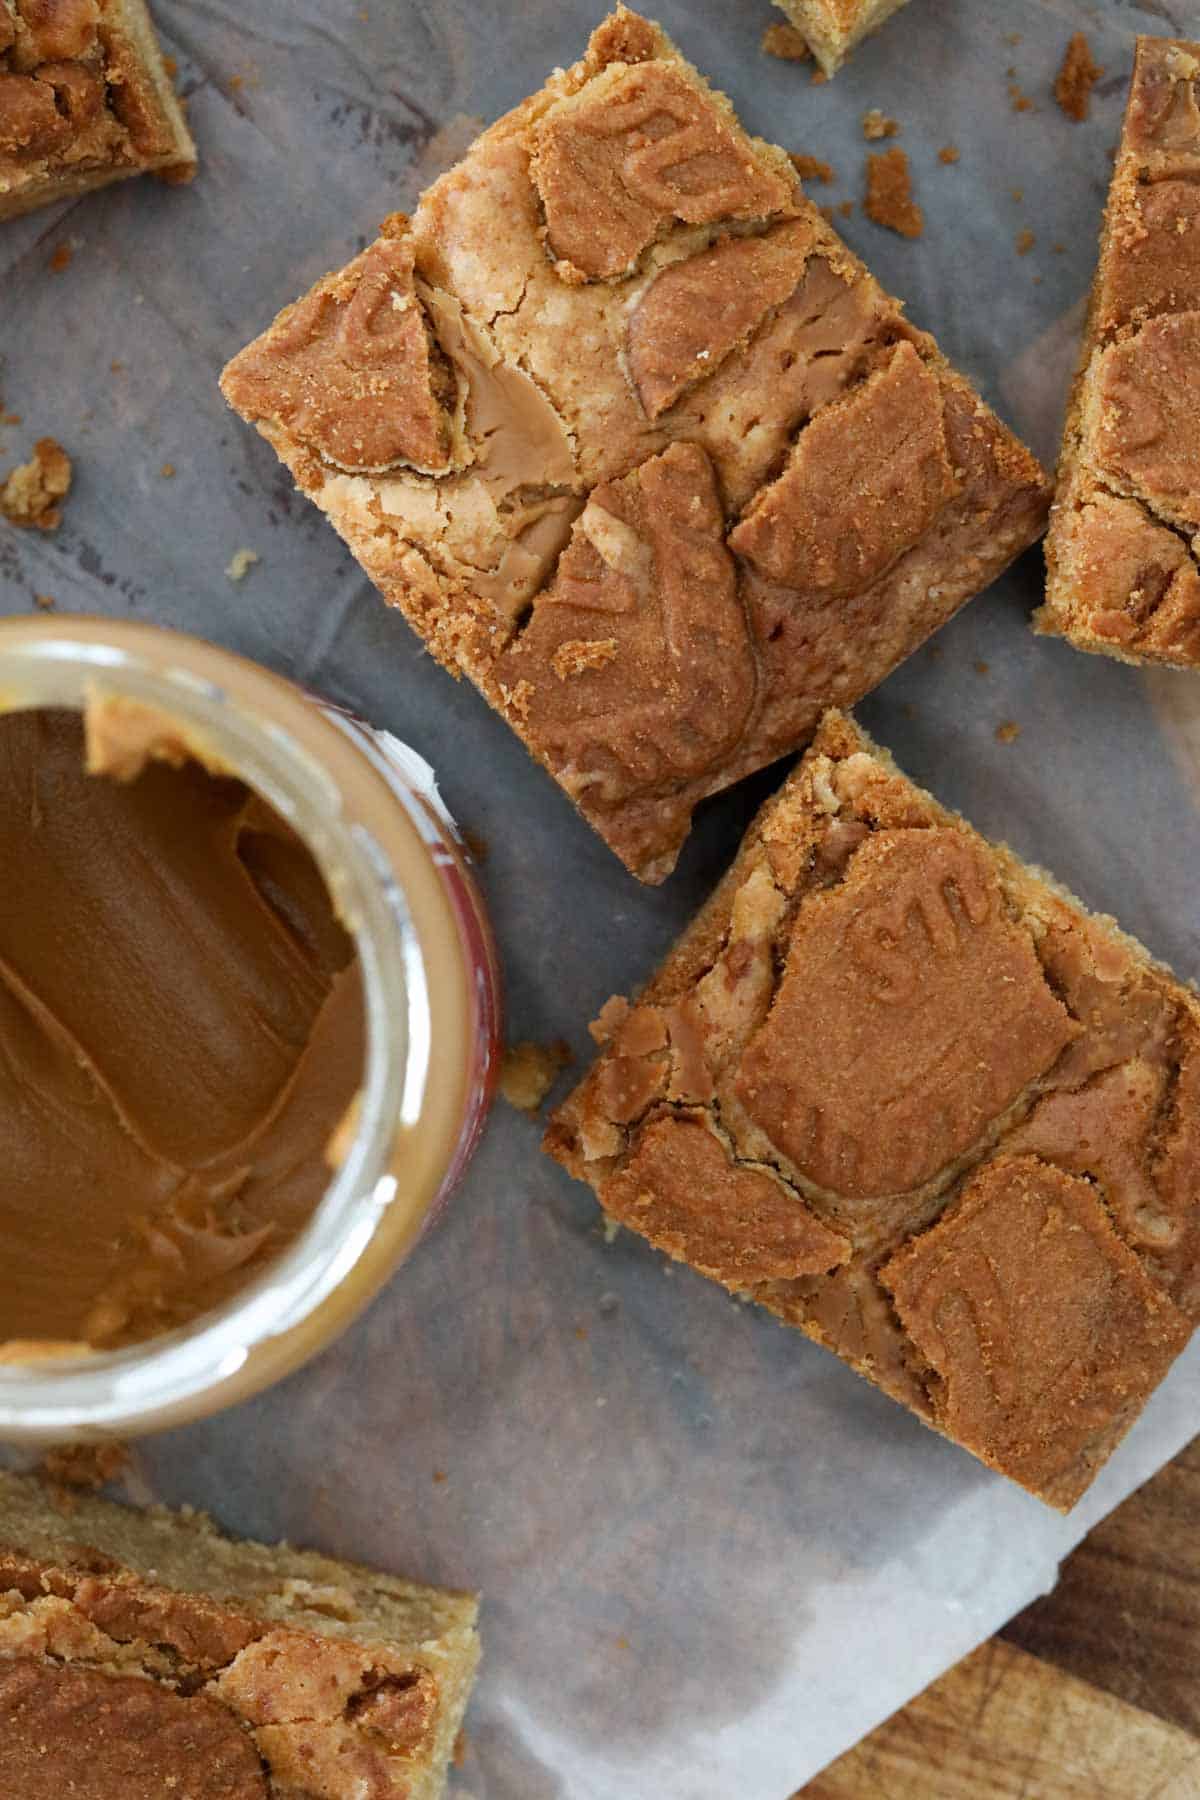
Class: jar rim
0,617,427,1436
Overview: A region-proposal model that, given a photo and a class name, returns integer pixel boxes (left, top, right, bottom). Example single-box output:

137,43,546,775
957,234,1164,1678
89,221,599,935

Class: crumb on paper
938,144,960,164
837,199,854,218
1009,81,1034,114
34,593,56,611
229,72,243,90
864,147,924,239
162,53,178,79
1053,241,1065,254
110,360,124,375
810,64,828,86
160,462,176,479
551,637,619,680
1,438,73,531
1055,32,1103,123
789,152,834,184
432,1468,447,1485
575,1324,588,1340
1016,228,1036,256
1005,32,1022,47
862,108,899,140
974,659,989,675
762,22,810,62
452,1730,468,1769
996,720,1022,744
40,1441,129,1491
225,547,259,582
48,242,73,274
615,1636,631,1651
1011,187,1024,202
499,1039,572,1115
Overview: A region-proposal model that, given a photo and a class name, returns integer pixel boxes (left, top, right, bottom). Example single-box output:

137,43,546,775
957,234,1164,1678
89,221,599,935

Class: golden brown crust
222,7,1048,882
1041,37,1200,666
546,710,1200,1508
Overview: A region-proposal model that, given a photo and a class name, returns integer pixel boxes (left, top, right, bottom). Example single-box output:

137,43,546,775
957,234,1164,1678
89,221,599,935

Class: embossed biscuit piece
767,0,913,78
882,1158,1191,1509
0,0,196,222
546,710,1200,1507
1040,37,1200,666
0,1472,480,1799
221,6,1049,882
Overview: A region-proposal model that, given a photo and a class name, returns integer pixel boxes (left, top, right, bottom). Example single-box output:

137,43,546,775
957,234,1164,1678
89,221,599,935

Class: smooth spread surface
0,707,364,1351
1041,37,1200,666
221,5,1049,882
0,0,195,220
0,1472,481,1800
546,711,1200,1508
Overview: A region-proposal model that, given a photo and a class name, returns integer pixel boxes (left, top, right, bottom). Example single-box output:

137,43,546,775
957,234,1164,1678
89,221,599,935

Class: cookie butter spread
0,703,365,1352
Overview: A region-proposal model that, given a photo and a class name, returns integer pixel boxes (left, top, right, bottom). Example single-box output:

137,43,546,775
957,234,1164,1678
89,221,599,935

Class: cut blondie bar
0,0,196,222
769,0,912,78
546,711,1200,1509
222,7,1049,884
1039,37,1200,667
0,1471,479,1798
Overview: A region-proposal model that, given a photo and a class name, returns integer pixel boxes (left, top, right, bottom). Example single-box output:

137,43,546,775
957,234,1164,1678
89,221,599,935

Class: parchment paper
3,1,1200,1793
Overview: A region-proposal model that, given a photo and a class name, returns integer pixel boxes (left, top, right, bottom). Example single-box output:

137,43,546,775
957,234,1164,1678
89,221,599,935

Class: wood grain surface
797,1435,1200,1797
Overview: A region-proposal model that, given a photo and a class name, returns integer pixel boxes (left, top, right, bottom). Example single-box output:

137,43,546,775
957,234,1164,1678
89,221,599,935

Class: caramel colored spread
0,706,364,1352
549,711,1200,1508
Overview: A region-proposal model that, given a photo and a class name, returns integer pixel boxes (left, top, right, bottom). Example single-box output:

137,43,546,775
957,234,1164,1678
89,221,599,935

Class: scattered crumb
615,1636,631,1651
810,65,828,85
162,53,178,78
575,1325,588,1340
1016,229,1036,256
551,636,619,680
0,409,20,426
862,108,899,140
452,1731,468,1770
864,147,924,239
110,360,124,374
789,152,834,184
1,438,73,530
762,21,810,62
1009,81,1034,114
1052,241,1065,254
160,462,176,479
1005,33,1022,47
1011,187,1024,202
229,73,243,91
432,1469,447,1484
48,242,73,274
33,593,56,611
39,1442,129,1490
837,199,854,218
974,659,989,675
996,720,1022,744
461,826,489,863
1055,32,1103,123
938,145,960,165
225,546,259,582
499,1039,572,1115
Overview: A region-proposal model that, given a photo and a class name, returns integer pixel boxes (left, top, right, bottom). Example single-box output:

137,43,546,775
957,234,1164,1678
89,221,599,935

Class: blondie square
0,0,195,222
221,7,1049,884
769,0,912,77
1039,38,1200,667
546,712,1200,1508
0,1471,479,1798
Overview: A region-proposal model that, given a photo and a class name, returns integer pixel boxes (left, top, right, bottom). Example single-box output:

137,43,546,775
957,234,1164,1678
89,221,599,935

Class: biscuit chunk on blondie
223,8,1049,882
547,712,1199,1508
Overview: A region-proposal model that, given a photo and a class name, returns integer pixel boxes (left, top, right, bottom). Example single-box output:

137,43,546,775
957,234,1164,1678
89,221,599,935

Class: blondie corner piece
221,7,1049,885
0,0,196,223
1039,38,1200,667
546,711,1200,1509
770,0,912,77
0,1472,479,1798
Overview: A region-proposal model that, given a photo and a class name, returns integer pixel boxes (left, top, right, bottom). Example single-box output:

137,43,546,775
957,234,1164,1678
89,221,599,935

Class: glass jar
0,615,500,1441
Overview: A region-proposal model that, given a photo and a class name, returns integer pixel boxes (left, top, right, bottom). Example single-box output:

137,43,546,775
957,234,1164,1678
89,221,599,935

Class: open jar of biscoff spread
0,615,500,1441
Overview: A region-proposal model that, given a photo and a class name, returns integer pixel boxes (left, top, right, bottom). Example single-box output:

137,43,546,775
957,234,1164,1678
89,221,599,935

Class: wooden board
796,1435,1200,1796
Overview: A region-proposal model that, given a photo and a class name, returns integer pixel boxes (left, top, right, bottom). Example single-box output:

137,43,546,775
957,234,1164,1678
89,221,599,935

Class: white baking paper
2,1,1200,1793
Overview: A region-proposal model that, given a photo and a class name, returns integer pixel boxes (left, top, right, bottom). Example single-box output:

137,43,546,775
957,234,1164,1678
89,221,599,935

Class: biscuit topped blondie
547,712,1200,1508
223,7,1049,882
0,0,196,222
1040,38,1200,666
